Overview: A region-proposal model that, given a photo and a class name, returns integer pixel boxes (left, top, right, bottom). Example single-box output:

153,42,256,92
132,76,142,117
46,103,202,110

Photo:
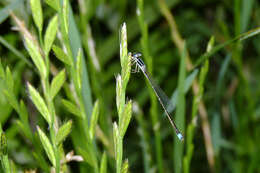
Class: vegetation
0,0,260,172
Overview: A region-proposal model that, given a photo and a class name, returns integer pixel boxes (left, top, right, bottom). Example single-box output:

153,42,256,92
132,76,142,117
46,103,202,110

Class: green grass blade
100,152,107,173
44,15,58,55
5,67,14,92
56,120,72,146
0,36,32,67
52,45,73,66
36,126,56,167
3,90,19,114
121,159,129,173
50,69,66,100
174,43,187,173
76,49,83,92
119,100,132,138
24,37,47,78
62,0,69,35
194,27,260,67
61,99,81,117
241,0,255,32
215,55,231,104
67,3,93,119
183,38,211,173
114,22,132,173
0,132,8,156
44,0,60,11
134,105,153,173
30,0,43,33
28,83,51,124
0,0,24,24
136,1,164,172
0,132,11,173
90,100,100,140
168,69,198,113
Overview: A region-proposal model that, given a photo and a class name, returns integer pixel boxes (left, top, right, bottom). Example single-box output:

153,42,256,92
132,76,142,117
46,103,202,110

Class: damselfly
131,52,184,141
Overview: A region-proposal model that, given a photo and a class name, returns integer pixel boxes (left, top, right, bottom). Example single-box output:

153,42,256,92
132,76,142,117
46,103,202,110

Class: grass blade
44,15,58,54
67,3,93,118
28,83,51,124
0,132,11,173
168,69,198,113
241,0,255,32
50,69,66,100
90,100,100,140
100,152,107,173
52,45,73,66
62,99,81,117
37,126,56,167
194,27,260,67
44,0,60,11
174,44,187,173
30,0,43,33
119,100,132,138
0,36,32,67
0,0,24,24
56,120,72,146
24,37,46,78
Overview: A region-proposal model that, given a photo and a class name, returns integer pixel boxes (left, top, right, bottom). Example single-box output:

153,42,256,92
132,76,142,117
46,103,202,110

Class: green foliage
5,67,14,91
114,23,133,173
90,100,100,140
183,38,211,173
28,83,52,124
0,131,11,173
30,0,43,33
0,36,32,67
52,45,73,66
194,27,260,67
1,0,260,172
121,159,129,173
24,37,47,78
76,49,83,92
77,141,98,170
37,126,56,167
100,152,107,173
44,0,59,11
62,0,69,35
0,132,7,156
44,15,58,55
61,99,81,117
174,43,187,173
56,120,72,146
119,100,132,138
50,69,66,100
0,0,24,24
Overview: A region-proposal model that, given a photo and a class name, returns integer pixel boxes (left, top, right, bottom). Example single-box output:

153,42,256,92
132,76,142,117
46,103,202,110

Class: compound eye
133,52,142,58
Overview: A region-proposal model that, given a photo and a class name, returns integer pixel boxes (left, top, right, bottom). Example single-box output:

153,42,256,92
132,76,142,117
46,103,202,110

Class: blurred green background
1,0,260,172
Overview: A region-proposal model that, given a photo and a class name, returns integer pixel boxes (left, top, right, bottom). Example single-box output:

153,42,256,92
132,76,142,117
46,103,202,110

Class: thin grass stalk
77,0,110,142
57,1,100,172
233,0,254,123
136,1,163,172
183,37,211,173
173,45,186,173
134,102,153,173
157,0,215,172
114,23,132,173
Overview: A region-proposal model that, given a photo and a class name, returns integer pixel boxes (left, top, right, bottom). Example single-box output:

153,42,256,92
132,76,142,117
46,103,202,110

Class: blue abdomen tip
177,133,184,141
